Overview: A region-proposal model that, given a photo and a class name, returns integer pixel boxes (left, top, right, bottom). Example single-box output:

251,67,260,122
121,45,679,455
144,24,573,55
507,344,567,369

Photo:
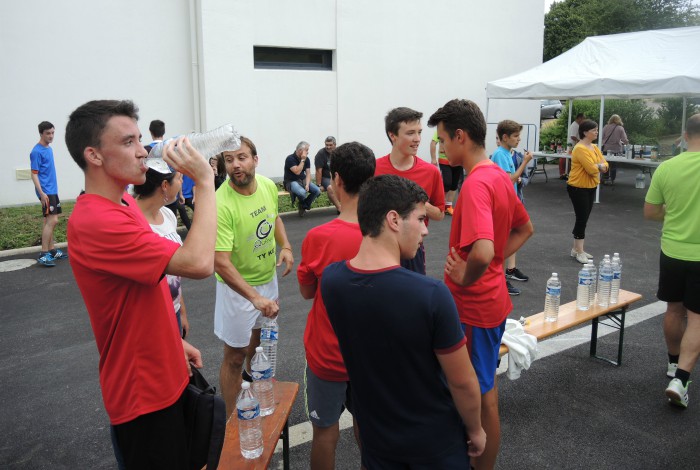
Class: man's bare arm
503,220,534,260
644,202,665,221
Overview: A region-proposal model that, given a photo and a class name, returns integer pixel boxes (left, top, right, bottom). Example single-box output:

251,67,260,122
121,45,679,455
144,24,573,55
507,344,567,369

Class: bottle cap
256,346,263,352
241,381,250,390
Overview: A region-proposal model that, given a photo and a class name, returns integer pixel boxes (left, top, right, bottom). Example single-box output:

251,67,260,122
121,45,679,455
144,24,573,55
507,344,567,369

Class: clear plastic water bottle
576,266,593,311
544,273,561,322
597,255,610,301
610,253,622,304
598,260,613,308
146,124,241,171
260,317,278,377
251,346,275,417
586,263,597,308
237,381,263,459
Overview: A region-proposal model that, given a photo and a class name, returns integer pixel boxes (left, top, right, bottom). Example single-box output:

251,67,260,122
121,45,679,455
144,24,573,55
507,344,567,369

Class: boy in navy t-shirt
322,174,485,468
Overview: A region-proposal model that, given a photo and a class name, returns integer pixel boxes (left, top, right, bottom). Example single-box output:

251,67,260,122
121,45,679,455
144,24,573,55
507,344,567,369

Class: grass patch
0,187,332,251
0,202,74,251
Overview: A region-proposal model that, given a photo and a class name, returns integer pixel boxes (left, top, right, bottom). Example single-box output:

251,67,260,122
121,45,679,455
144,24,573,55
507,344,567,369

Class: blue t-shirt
181,175,195,199
321,262,468,463
30,143,58,196
491,146,517,192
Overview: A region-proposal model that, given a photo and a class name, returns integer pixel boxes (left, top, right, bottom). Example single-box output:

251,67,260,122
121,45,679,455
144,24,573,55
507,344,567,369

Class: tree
544,0,700,61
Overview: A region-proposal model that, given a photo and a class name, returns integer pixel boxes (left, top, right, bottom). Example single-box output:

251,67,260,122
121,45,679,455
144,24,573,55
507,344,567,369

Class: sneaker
665,378,689,408
445,206,454,216
51,249,68,260
242,369,253,383
570,249,593,259
298,205,306,218
667,362,678,379
507,280,521,296
573,252,589,264
506,267,529,282
37,253,56,267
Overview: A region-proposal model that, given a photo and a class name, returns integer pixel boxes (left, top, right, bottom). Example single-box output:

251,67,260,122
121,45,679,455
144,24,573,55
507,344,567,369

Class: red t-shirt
445,162,530,328
68,193,187,425
298,218,363,381
375,155,446,222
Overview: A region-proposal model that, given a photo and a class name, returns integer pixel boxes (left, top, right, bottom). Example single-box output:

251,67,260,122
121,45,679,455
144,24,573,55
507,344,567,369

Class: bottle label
600,274,613,282
238,404,260,420
261,328,278,341
546,287,561,296
252,367,273,380
613,272,621,280
578,277,592,286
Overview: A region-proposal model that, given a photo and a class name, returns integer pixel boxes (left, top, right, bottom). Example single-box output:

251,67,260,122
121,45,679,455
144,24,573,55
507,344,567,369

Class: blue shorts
462,321,506,394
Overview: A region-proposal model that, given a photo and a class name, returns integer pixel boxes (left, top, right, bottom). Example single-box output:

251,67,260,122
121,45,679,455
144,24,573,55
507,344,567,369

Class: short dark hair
325,136,336,144
496,120,522,140
358,175,428,238
686,113,700,138
132,168,177,198
212,154,227,176
240,136,258,157
385,107,423,143
578,119,598,139
149,119,165,138
38,121,54,134
65,100,139,171
575,113,585,120
427,99,486,148
330,142,376,195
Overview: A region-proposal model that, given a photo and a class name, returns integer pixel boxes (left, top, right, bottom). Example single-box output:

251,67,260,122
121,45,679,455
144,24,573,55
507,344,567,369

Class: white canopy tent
487,26,700,100
487,26,700,138
486,26,700,201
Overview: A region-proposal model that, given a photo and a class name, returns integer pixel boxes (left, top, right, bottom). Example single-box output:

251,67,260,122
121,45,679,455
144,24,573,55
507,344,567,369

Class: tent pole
485,98,490,123
682,97,688,138
567,100,574,175
595,96,605,204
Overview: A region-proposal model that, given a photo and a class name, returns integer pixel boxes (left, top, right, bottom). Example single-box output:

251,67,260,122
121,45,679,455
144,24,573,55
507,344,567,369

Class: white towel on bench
501,319,538,380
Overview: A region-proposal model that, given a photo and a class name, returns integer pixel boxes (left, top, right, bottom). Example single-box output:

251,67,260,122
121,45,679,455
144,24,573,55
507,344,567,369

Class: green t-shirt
215,174,279,285
432,130,448,164
645,151,700,261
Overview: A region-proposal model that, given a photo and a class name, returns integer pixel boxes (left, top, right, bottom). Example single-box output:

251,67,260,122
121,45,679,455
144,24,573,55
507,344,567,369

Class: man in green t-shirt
645,113,700,409
214,136,294,416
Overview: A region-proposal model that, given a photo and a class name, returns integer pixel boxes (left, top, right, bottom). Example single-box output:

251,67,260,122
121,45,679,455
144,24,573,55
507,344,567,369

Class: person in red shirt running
429,99,534,470
297,141,376,470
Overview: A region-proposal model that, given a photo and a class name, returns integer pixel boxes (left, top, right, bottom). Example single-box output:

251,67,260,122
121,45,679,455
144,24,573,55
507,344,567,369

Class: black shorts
439,163,464,192
657,251,700,313
42,194,62,217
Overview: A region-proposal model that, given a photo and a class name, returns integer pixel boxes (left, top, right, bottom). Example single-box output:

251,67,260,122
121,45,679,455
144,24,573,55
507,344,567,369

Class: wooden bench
215,381,299,470
500,289,642,366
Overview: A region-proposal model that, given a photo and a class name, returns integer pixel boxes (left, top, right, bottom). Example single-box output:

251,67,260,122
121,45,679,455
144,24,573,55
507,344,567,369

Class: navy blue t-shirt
283,153,310,184
321,261,468,463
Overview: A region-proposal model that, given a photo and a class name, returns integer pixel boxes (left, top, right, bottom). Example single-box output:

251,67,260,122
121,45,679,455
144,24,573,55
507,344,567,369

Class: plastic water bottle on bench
576,266,593,311
251,346,275,416
610,253,622,304
544,273,561,322
260,317,279,377
598,259,613,308
237,381,263,459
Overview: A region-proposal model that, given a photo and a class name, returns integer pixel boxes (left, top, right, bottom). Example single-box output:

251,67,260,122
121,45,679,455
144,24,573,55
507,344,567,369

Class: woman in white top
133,165,190,338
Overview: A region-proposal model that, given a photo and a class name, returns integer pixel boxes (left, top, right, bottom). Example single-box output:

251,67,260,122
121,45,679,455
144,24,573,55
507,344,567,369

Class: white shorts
214,276,278,348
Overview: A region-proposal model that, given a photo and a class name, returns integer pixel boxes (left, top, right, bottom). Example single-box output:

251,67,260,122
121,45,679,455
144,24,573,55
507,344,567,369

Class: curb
0,242,68,259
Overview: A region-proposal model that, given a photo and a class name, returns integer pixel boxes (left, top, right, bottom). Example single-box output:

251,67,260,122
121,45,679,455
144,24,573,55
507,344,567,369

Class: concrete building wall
2,0,544,206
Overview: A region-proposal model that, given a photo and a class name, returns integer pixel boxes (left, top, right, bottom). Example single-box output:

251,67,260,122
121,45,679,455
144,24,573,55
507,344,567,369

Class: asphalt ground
2,162,698,469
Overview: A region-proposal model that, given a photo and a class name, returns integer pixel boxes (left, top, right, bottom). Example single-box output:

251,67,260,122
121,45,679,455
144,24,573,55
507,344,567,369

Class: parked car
540,99,563,119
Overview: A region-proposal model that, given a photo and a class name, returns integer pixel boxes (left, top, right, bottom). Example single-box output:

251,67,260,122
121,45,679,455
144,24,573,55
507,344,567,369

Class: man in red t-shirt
375,107,445,274
297,142,376,469
429,99,534,470
65,100,217,469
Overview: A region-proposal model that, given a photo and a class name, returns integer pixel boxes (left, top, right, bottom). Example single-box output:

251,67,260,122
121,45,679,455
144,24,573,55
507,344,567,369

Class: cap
146,157,173,175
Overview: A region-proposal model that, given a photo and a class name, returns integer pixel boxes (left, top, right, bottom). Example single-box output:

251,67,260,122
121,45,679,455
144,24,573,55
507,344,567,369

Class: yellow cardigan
568,144,608,188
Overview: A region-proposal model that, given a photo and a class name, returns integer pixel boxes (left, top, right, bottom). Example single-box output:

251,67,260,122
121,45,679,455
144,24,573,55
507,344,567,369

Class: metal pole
595,96,605,204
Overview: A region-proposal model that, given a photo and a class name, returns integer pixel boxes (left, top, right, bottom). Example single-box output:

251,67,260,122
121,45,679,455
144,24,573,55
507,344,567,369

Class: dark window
254,47,333,70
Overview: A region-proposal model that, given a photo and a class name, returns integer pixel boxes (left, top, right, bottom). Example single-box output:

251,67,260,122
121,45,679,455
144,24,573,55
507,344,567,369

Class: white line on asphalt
271,301,666,465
